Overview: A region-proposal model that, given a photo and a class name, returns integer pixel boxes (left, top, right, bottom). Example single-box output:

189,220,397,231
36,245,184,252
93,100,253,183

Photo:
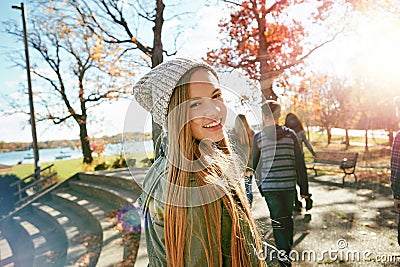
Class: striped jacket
391,132,400,199
252,125,309,195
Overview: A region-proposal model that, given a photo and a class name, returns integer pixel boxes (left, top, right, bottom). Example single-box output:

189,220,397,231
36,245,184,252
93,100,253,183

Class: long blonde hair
235,114,254,148
164,67,264,266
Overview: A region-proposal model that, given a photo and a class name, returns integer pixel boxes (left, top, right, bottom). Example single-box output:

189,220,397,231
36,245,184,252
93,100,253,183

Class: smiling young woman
133,58,264,267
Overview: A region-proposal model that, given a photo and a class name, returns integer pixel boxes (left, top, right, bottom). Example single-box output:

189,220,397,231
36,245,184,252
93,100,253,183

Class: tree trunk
79,122,93,164
260,74,277,101
150,0,165,160
152,121,162,159
152,0,164,69
345,128,350,149
365,129,369,152
388,129,394,146
257,3,277,101
327,128,332,145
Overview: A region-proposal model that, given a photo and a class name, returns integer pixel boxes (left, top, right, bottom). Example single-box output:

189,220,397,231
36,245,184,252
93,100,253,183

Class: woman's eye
212,93,222,99
190,102,201,108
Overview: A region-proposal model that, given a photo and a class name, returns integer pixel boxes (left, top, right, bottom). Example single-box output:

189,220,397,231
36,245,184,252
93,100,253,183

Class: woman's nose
203,99,222,118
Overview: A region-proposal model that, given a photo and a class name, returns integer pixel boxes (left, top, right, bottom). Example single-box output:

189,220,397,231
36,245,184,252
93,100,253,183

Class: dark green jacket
139,156,260,266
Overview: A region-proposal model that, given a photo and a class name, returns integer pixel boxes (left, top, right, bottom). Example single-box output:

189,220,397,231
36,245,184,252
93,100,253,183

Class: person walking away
253,100,311,267
390,96,400,246
285,113,315,211
285,113,315,156
133,57,264,266
230,114,255,205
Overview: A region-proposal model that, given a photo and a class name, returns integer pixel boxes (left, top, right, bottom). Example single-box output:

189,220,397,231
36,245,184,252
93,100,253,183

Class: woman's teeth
203,120,220,128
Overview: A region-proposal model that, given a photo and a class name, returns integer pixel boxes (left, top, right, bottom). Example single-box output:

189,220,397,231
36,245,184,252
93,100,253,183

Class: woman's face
187,69,226,143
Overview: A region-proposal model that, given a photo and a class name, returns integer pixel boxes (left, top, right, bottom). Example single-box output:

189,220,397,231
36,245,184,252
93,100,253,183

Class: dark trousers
262,190,295,266
398,214,400,246
294,188,301,205
244,175,253,205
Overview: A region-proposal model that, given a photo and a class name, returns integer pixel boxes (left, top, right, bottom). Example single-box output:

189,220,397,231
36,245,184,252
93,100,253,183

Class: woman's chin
196,134,224,145
212,133,225,143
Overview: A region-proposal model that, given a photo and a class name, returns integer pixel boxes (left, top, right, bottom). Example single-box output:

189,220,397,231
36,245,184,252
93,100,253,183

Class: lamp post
12,2,40,177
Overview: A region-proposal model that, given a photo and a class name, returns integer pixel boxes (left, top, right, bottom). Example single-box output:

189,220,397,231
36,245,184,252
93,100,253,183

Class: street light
12,2,40,177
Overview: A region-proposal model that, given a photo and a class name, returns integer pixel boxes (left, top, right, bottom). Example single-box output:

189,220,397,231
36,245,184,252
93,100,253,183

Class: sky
1,1,399,143
0,0,228,142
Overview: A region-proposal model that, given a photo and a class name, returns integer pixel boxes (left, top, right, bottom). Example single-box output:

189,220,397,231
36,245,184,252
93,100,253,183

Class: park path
249,174,399,266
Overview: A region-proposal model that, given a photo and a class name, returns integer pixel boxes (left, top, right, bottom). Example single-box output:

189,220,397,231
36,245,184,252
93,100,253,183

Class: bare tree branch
164,11,192,21
223,0,242,7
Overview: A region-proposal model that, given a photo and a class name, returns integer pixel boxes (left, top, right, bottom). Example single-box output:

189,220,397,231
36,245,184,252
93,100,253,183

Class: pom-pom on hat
133,57,218,128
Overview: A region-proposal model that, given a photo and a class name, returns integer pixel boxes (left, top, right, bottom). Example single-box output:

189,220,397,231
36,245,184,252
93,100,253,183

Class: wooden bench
307,151,358,183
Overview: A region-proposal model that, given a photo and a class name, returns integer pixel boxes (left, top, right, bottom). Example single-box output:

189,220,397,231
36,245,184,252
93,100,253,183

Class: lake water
0,140,154,166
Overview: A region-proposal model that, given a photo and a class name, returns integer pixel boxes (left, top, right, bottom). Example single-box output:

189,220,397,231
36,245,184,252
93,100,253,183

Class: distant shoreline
0,132,152,153
0,140,154,166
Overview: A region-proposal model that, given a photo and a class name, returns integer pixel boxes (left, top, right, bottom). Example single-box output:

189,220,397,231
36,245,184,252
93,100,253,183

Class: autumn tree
207,0,400,149
331,78,358,149
206,0,354,101
4,1,134,163
295,72,358,148
304,74,344,145
273,65,352,146
70,0,188,159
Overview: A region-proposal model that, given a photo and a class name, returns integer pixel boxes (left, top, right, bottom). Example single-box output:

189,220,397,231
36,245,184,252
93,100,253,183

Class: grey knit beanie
133,57,218,128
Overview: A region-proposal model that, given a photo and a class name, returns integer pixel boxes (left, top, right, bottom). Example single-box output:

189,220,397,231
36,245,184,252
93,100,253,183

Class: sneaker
305,197,313,211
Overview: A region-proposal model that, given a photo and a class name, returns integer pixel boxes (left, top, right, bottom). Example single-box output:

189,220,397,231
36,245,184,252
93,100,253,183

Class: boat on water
24,153,34,159
55,150,71,160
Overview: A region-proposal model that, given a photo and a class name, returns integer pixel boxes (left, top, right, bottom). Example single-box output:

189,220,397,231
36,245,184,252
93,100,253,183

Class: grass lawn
308,131,390,146
9,152,151,182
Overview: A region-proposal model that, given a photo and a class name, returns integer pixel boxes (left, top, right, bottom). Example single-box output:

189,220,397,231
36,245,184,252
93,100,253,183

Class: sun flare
349,14,400,84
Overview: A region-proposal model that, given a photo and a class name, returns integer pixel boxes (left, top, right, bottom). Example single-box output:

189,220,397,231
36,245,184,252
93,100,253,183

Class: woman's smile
203,119,222,129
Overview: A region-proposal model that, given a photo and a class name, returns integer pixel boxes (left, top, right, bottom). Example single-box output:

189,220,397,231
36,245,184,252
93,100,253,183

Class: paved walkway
252,175,400,266
107,168,400,266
